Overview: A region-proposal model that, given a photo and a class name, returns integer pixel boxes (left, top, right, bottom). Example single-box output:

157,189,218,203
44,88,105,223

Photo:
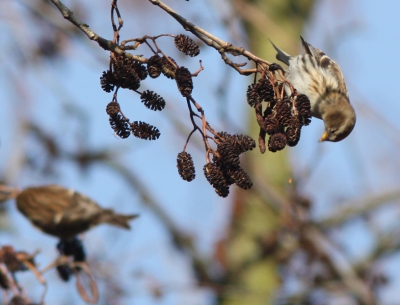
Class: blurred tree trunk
217,1,315,304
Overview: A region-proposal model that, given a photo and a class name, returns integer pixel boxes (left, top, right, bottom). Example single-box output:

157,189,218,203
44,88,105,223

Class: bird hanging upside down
271,36,356,142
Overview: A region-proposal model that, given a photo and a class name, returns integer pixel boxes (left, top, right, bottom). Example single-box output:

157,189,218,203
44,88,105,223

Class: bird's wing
328,62,349,98
39,185,73,211
269,39,291,66
300,36,349,98
66,191,101,219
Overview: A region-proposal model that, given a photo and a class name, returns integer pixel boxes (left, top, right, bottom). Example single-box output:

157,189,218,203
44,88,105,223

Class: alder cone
16,185,138,240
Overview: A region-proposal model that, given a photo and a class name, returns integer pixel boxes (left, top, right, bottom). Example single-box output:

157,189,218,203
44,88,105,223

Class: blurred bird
16,185,138,240
271,36,356,142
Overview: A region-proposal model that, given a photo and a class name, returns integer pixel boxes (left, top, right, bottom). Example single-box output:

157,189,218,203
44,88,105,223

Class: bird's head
319,94,356,142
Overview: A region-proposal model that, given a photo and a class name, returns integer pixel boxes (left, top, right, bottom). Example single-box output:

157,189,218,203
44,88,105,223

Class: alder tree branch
49,0,146,62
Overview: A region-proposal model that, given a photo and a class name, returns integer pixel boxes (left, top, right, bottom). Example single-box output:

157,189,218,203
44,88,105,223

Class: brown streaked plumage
16,185,138,240
271,36,356,142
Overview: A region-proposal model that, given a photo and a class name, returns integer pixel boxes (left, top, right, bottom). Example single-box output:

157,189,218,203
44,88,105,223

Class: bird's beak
319,131,329,142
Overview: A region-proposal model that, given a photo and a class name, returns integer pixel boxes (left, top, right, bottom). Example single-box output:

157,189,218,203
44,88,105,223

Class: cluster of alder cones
100,34,200,141
177,132,256,198
247,64,312,153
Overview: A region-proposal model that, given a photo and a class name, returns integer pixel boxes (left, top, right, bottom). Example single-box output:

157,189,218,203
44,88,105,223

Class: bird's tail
300,35,326,60
101,211,139,229
269,39,291,66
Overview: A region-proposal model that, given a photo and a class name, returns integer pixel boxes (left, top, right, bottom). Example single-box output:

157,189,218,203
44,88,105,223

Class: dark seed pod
263,115,281,135
109,114,131,139
268,132,287,152
227,167,253,190
214,184,230,198
217,141,240,168
140,90,166,111
55,237,85,277
57,238,87,262
132,61,148,80
296,94,312,126
56,264,73,282
212,132,255,192
229,134,256,153
111,55,141,90
177,151,196,182
203,163,229,198
275,99,293,127
161,56,178,79
100,70,115,93
131,121,160,140
175,66,193,97
174,34,200,57
212,157,236,186
296,94,311,116
286,117,302,147
73,246,86,263
216,131,233,141
246,83,261,107
147,55,163,78
106,101,120,116
254,78,274,102
122,71,140,91
114,68,141,90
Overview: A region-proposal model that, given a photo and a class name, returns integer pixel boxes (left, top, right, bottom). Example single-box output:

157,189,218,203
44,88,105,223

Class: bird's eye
329,128,337,135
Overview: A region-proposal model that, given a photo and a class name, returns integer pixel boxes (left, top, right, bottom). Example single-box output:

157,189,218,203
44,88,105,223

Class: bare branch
49,0,146,61
318,189,400,228
303,226,377,305
147,0,271,74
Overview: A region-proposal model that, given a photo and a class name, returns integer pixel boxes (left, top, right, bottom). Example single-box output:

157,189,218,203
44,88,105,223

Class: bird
270,36,356,142
16,185,138,240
